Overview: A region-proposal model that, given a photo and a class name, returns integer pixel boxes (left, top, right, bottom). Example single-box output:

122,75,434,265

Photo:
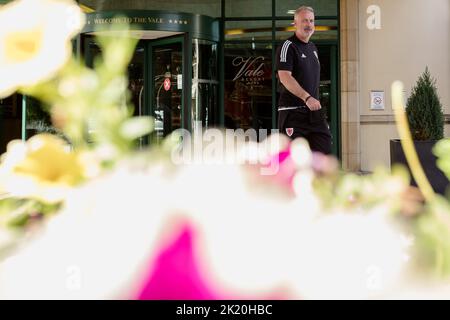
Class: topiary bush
406,67,444,141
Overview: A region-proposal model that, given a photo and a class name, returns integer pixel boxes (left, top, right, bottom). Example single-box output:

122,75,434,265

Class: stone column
340,0,360,171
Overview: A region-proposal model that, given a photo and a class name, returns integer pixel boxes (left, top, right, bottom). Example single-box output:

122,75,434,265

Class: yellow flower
0,134,86,203
0,0,85,98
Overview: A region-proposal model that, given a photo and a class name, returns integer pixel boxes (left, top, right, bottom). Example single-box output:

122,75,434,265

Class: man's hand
278,71,322,111
306,96,321,111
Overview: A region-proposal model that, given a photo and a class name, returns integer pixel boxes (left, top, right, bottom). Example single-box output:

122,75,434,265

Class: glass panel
128,46,145,117
193,82,218,130
225,0,271,17
84,36,145,122
275,0,338,17
83,36,101,68
224,43,273,131
225,20,273,41
274,44,333,124
275,19,338,41
153,42,183,140
192,39,218,130
78,0,221,17
317,45,331,124
0,94,22,154
25,98,56,139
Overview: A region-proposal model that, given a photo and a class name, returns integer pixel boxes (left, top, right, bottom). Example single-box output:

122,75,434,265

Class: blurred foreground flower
434,138,450,181
0,141,413,299
0,0,449,300
0,0,85,98
0,134,86,203
0,0,148,229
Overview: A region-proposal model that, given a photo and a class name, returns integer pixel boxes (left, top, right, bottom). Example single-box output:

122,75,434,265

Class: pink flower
134,223,288,300
134,224,221,300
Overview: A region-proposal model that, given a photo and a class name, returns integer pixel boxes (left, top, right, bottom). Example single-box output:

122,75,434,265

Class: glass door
128,46,145,117
84,37,146,117
83,36,147,145
191,39,218,131
274,42,339,157
150,37,184,141
84,35,186,144
317,44,339,157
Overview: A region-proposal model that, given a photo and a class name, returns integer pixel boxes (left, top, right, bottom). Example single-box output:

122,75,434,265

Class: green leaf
406,67,444,141
434,138,450,180
120,116,154,140
414,197,450,277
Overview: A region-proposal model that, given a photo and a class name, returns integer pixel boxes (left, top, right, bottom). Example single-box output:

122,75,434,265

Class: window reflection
0,95,22,154
153,43,183,139
224,44,273,130
192,39,218,130
77,0,221,17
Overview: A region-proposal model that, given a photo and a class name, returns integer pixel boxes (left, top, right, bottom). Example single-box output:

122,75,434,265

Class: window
275,19,338,41
0,94,22,154
78,0,222,17
224,43,273,130
225,0,272,18
275,0,338,17
192,39,219,129
225,21,273,41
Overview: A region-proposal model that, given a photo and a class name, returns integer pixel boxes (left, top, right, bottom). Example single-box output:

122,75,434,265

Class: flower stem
391,81,435,203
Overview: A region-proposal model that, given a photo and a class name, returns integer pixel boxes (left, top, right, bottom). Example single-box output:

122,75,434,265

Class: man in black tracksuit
276,6,332,155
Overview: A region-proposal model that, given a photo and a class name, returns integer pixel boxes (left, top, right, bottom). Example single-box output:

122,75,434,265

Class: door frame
317,43,339,157
147,34,191,133
80,10,220,132
82,33,193,134
272,40,340,157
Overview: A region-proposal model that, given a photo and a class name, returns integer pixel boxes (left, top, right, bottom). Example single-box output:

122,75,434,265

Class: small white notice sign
177,74,183,89
370,90,384,110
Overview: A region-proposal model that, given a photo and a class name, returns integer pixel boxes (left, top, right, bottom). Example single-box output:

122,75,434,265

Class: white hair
295,6,314,17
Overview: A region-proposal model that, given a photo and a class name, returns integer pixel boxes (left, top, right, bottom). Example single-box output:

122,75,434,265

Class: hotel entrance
151,38,183,138
80,10,220,142
8,3,340,157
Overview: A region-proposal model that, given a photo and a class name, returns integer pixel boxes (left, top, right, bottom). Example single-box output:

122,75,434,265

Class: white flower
0,134,87,203
0,160,172,299
0,0,85,98
290,208,409,299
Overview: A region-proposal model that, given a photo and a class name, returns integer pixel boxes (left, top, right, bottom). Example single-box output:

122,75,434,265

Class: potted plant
390,67,449,195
